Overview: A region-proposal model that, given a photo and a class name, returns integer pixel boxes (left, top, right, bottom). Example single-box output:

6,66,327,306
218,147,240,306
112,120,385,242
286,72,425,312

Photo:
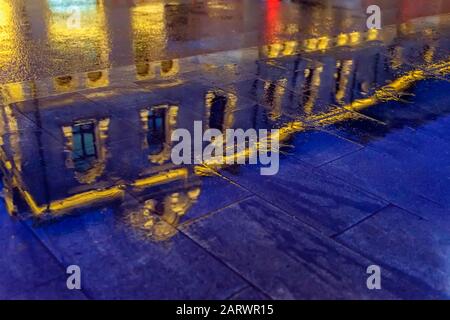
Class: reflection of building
1,1,450,242
0,0,30,83
1,31,448,221
131,1,166,68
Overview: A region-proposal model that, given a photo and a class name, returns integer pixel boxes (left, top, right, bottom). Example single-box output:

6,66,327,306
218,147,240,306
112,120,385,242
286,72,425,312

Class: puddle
0,0,449,241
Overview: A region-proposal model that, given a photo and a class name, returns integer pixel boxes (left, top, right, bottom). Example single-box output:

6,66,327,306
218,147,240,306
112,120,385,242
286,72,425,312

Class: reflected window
56,75,73,86
266,82,276,105
137,62,150,77
147,107,166,155
303,68,314,104
72,121,97,173
209,95,227,131
87,71,103,83
335,61,343,94
161,60,174,74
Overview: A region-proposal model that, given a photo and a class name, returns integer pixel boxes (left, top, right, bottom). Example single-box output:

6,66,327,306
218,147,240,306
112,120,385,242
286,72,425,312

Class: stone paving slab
0,199,70,299
318,144,450,228
181,197,442,299
8,275,88,300
286,129,363,167
336,205,450,298
218,156,388,236
22,204,248,299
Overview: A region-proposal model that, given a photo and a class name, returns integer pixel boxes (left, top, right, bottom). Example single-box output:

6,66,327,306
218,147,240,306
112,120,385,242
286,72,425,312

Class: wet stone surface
1,0,450,299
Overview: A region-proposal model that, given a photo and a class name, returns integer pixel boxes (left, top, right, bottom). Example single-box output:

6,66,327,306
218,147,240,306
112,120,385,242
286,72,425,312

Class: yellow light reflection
317,37,330,51
283,41,297,56
0,1,9,26
133,169,188,189
131,2,166,66
367,29,379,41
0,0,18,70
1,83,25,104
86,70,109,88
304,66,323,115
305,38,318,52
335,60,353,103
349,32,361,45
46,0,109,69
262,29,387,59
336,33,349,46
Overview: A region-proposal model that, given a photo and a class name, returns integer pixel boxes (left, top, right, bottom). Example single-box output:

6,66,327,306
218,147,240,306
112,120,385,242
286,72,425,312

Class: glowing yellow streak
317,37,330,50
1,83,25,104
367,29,379,41
335,60,353,103
336,33,349,46
304,38,318,52
429,60,450,72
49,187,124,213
0,0,11,26
263,28,384,58
15,168,188,216
304,66,323,115
266,43,284,58
283,41,297,56
132,169,188,188
16,183,124,216
21,189,46,215
312,70,429,123
349,32,361,45
198,59,450,173
4,105,22,172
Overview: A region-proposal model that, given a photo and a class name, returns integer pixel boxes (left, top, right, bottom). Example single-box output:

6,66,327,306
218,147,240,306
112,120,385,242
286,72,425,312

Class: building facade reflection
0,1,449,241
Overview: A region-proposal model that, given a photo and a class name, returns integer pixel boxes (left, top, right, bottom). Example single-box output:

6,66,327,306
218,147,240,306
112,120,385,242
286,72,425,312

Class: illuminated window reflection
209,95,227,131
147,106,166,155
72,121,98,173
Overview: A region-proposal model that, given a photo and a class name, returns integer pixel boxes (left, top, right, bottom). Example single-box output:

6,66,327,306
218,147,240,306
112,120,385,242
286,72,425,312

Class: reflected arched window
209,95,227,131
140,105,179,164
147,106,166,155
54,75,77,92
56,75,73,87
137,62,150,77
87,71,103,83
265,82,276,105
72,121,97,173
62,118,110,184
161,60,174,74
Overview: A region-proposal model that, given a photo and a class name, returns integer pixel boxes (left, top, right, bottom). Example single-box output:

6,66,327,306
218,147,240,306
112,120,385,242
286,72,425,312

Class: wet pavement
1,0,450,299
